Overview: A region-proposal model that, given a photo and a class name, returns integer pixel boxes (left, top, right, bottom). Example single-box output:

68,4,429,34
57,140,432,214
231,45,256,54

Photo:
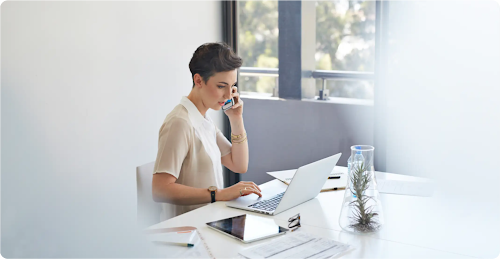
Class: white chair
136,161,175,228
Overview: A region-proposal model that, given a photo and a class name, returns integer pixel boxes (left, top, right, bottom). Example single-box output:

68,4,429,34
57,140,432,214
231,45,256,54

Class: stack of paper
267,169,435,197
238,231,351,259
267,169,347,192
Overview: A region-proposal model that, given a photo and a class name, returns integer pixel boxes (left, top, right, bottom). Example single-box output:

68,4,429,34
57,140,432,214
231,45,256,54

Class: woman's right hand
217,181,262,201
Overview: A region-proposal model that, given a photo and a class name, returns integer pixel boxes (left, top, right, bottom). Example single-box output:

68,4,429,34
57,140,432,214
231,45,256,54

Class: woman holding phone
152,42,262,220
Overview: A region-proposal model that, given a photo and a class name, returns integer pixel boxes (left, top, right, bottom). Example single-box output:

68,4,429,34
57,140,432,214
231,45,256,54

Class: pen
153,241,194,247
328,176,341,179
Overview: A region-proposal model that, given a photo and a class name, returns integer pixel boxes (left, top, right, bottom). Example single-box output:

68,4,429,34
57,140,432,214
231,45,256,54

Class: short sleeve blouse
153,96,232,220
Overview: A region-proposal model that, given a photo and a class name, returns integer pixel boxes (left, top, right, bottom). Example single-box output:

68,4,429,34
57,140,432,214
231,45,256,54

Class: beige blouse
153,96,232,221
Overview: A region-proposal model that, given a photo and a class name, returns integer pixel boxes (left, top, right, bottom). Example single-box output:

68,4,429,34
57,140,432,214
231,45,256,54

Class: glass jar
339,145,384,233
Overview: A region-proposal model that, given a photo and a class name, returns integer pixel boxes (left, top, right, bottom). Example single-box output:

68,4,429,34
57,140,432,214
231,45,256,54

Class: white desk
148,167,499,258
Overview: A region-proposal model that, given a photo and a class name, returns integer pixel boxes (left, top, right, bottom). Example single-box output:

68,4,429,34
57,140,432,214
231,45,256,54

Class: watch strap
210,191,216,203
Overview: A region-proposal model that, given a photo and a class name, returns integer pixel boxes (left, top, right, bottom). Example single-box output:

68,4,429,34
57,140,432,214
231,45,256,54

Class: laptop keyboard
248,192,285,211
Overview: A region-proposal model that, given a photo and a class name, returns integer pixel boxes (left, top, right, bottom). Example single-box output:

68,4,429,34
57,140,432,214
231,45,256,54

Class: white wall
380,1,500,257
1,1,223,257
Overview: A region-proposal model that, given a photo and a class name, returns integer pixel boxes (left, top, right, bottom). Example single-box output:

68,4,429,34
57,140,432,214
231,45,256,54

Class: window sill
302,96,373,106
240,93,373,106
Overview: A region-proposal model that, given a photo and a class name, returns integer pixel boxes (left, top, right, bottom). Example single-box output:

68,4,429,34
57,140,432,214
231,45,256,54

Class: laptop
226,153,341,215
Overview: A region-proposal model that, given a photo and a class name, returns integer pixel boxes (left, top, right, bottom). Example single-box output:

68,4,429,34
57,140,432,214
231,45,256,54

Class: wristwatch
208,186,218,203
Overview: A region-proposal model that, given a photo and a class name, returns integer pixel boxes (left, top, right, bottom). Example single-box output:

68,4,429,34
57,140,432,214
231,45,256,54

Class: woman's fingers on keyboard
248,186,262,197
245,181,261,192
253,188,262,197
241,181,262,194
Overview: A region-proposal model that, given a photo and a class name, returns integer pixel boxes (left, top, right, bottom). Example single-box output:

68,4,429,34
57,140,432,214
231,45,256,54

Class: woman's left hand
224,86,243,120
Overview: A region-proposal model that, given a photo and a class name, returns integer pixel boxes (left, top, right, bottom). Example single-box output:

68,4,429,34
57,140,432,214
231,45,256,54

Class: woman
152,42,262,220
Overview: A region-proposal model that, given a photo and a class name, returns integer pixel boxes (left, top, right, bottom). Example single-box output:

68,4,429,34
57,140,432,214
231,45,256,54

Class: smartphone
222,98,234,111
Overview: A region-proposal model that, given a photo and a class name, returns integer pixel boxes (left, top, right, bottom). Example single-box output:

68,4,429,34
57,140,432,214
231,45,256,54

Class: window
315,0,375,100
315,1,376,72
236,0,378,101
237,1,278,96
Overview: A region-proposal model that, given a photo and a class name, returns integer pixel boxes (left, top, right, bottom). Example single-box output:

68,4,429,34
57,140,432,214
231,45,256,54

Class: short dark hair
189,42,242,87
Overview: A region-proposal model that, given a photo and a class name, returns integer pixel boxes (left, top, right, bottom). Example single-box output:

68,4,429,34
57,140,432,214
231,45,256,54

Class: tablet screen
206,214,288,242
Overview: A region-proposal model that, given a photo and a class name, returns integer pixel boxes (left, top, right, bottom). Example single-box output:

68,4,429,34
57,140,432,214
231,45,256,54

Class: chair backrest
136,161,174,228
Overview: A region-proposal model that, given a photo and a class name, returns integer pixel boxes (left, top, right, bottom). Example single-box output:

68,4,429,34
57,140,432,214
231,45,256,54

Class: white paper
267,170,347,191
147,230,196,243
268,169,435,196
147,230,213,258
239,232,351,259
377,179,435,197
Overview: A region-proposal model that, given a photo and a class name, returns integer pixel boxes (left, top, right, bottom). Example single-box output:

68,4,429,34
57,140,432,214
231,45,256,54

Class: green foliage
315,0,376,72
238,0,278,68
238,0,375,97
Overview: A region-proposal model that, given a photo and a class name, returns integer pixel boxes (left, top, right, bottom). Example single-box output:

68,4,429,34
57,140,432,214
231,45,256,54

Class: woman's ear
193,74,203,88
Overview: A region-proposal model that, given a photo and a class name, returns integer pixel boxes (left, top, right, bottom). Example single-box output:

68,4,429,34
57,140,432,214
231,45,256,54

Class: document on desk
144,227,214,259
377,179,435,197
238,231,351,259
267,169,347,192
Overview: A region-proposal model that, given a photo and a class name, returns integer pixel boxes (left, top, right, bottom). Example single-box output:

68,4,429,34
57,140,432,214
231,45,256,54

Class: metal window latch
318,78,330,100
272,78,279,97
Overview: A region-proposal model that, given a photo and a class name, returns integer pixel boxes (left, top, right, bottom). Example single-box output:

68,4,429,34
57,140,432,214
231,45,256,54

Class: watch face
208,186,217,192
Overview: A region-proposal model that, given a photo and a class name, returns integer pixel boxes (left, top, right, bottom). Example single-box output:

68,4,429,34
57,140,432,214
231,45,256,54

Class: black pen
328,176,341,179
153,241,194,247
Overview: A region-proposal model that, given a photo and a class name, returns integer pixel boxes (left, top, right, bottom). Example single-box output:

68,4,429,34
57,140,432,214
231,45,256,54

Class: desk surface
148,167,499,258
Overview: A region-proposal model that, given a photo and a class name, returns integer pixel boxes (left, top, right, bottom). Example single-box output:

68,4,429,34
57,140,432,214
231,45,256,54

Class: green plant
348,161,380,232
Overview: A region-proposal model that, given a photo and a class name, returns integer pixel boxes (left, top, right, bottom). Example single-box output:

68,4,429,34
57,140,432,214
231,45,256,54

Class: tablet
206,214,288,243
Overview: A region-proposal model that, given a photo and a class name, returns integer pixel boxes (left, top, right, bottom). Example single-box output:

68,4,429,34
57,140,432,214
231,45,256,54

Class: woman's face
199,70,238,111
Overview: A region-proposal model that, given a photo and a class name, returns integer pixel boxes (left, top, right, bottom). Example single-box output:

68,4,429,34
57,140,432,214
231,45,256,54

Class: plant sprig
348,160,380,232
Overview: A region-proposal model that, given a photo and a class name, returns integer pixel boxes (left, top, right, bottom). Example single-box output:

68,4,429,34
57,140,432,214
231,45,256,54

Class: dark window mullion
278,1,302,100
222,1,240,187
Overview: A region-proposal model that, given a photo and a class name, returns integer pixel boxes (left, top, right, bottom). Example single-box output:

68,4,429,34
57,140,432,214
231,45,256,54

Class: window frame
232,0,386,101
222,0,390,183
